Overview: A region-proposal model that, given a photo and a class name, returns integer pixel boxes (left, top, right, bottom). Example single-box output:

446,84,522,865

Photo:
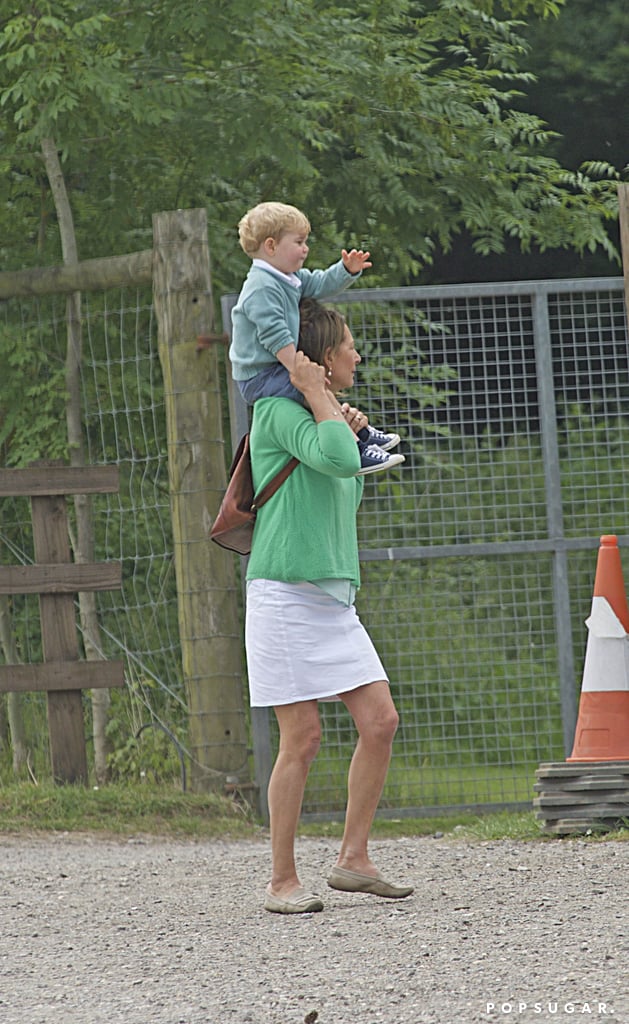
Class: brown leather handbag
210,433,299,555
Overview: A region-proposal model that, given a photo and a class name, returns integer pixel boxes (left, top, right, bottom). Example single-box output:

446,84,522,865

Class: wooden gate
0,463,124,783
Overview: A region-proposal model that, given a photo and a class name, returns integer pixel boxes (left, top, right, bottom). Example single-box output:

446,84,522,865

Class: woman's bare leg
267,699,321,897
335,681,399,874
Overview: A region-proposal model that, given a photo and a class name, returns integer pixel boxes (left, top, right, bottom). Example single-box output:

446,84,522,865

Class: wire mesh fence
0,287,188,777
2,272,627,815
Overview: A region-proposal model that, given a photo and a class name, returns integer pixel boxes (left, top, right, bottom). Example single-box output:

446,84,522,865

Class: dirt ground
0,831,627,1024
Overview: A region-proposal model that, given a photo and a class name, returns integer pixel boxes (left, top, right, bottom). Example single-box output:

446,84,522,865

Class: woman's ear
323,347,333,375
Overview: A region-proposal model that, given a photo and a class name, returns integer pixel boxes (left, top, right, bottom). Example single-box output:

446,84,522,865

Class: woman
246,297,413,914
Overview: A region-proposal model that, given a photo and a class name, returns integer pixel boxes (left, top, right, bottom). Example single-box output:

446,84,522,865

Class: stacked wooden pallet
534,761,629,836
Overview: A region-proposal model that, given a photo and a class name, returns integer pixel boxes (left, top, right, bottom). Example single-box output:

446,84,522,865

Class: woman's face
328,324,361,392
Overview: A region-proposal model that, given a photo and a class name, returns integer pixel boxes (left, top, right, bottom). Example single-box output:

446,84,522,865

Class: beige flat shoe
327,866,414,899
264,885,324,914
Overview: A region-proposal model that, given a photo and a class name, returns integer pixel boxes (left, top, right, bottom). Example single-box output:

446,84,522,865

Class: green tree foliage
427,0,628,281
0,316,67,465
522,0,629,173
0,0,622,290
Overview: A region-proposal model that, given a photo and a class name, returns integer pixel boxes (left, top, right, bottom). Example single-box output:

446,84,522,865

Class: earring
326,366,332,378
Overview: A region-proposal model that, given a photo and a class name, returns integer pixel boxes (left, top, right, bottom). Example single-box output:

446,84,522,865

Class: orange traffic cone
568,534,629,762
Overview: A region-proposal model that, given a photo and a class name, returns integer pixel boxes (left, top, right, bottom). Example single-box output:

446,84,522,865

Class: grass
0,780,261,839
1,780,628,843
303,747,542,814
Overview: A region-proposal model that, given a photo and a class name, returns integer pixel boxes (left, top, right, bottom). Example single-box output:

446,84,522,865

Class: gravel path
1,832,627,1024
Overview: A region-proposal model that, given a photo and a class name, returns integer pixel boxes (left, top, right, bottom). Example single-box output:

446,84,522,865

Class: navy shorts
237,363,305,406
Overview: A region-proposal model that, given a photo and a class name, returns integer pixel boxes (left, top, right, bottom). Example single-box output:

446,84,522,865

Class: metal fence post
532,288,578,754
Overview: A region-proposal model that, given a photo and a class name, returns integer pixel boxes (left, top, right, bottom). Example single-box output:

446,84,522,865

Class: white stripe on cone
581,595,629,693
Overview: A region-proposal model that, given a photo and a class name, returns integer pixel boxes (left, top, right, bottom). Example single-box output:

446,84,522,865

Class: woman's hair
238,202,311,256
298,298,346,364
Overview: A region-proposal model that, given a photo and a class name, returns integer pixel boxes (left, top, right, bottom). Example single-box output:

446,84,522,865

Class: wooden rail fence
0,463,125,783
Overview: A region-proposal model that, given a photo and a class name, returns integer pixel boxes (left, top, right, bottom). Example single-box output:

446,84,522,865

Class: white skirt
245,579,388,707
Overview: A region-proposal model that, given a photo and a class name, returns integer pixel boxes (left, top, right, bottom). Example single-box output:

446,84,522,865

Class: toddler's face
266,230,309,274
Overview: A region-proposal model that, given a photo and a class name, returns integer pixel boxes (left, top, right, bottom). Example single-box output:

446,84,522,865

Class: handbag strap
251,455,299,511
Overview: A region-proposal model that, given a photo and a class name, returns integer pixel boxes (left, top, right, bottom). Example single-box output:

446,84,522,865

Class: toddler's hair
238,202,311,257
298,298,346,364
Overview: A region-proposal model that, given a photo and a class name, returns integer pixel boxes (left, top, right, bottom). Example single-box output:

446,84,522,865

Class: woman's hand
289,350,327,398
341,403,369,435
290,353,356,427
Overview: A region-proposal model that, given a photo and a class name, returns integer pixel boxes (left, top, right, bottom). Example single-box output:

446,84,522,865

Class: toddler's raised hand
342,248,372,275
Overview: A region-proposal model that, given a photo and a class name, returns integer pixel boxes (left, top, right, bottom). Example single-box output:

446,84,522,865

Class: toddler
229,201,404,475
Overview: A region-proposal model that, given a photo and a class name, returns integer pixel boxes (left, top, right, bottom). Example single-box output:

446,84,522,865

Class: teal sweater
246,398,364,586
229,259,358,381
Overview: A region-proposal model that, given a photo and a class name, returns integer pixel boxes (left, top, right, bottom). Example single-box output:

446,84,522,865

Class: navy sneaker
357,442,405,476
357,425,401,451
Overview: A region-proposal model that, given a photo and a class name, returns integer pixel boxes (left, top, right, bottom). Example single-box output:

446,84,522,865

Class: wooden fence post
152,209,249,792
32,487,87,782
